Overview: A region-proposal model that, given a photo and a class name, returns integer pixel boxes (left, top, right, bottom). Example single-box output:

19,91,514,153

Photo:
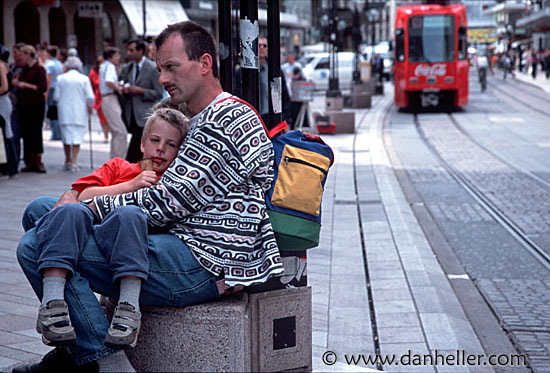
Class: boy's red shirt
72,158,160,193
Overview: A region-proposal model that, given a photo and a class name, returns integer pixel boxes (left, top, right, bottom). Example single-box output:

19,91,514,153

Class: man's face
140,118,183,175
13,48,22,66
259,38,267,61
156,34,202,106
126,43,143,63
287,53,295,64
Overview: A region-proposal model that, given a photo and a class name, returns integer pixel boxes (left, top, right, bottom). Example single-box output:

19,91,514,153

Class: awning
483,3,525,15
119,0,189,37
517,7,550,29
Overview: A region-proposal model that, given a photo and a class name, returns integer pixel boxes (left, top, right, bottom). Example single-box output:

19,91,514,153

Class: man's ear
199,53,213,76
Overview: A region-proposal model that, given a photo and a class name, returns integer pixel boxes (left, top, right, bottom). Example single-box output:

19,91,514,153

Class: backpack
265,130,334,250
216,96,335,251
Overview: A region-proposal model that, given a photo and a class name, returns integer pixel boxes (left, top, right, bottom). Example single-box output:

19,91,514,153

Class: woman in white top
54,56,94,172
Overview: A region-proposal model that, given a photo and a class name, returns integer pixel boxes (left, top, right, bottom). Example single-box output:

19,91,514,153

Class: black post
218,0,233,93
352,5,361,84
240,0,259,111
267,0,281,130
327,0,340,98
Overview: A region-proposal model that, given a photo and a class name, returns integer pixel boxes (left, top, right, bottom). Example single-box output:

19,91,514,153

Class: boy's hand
52,189,80,210
130,171,157,191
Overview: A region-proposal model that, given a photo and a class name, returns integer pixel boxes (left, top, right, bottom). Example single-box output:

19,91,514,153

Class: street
387,69,550,372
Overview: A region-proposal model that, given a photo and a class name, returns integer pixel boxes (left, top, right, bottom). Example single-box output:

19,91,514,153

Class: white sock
97,350,135,372
118,278,141,310
42,276,66,306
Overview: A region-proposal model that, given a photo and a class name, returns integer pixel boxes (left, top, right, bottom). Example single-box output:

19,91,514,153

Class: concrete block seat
102,257,312,372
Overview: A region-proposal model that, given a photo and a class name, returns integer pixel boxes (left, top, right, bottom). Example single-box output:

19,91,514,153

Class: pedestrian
543,48,550,79
0,44,18,178
281,51,304,100
30,108,188,351
12,45,48,173
54,56,94,172
530,51,538,79
15,20,283,372
45,45,63,141
88,55,110,143
8,43,25,166
99,46,128,159
258,35,269,125
503,53,514,80
119,39,163,163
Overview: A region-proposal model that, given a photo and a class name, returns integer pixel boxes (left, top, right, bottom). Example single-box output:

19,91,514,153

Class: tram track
413,112,550,271
487,78,550,118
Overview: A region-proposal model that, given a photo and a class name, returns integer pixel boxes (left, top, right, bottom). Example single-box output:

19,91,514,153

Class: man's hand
52,189,80,210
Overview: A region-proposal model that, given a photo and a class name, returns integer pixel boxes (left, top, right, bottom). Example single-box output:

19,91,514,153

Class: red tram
394,4,468,110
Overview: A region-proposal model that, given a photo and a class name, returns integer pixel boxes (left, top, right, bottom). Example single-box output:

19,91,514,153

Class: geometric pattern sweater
95,95,283,286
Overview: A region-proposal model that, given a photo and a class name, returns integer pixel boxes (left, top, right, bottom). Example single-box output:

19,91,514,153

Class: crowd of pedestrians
0,39,164,179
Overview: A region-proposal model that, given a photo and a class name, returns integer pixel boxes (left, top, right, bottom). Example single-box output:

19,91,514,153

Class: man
120,39,163,163
258,36,291,128
45,45,63,141
12,45,47,173
14,21,283,372
99,47,128,159
258,36,269,124
281,51,304,100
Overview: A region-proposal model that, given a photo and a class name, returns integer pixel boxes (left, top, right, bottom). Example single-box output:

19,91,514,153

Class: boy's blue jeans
17,197,220,365
36,203,149,282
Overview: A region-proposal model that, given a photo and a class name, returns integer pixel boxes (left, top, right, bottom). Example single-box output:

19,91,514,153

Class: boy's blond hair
142,108,189,142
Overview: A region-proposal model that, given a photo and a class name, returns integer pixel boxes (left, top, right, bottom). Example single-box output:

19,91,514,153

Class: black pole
327,0,340,97
218,0,233,93
240,0,259,111
267,0,281,130
352,5,361,84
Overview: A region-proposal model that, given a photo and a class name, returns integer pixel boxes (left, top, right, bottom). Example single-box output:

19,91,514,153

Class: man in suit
120,39,163,162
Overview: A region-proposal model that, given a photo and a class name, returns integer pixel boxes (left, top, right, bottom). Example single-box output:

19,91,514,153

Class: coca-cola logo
414,64,446,76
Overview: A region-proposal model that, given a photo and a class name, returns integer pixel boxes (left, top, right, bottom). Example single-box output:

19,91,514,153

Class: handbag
46,105,58,120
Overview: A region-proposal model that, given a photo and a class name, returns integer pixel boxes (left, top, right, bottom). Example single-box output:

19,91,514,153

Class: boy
34,108,188,349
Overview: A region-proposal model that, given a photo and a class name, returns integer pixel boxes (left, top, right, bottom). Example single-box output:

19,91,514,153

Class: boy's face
140,119,183,175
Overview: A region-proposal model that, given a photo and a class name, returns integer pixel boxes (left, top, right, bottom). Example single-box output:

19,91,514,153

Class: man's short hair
14,42,26,51
142,107,189,141
127,39,147,54
103,47,119,61
154,21,219,79
46,45,58,58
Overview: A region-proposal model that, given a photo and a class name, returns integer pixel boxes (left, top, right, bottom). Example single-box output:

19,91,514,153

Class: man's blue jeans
17,197,220,365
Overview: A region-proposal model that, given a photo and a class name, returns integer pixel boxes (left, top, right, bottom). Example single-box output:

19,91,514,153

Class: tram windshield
408,15,455,63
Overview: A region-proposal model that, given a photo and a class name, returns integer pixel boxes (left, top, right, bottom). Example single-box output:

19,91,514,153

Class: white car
301,52,364,91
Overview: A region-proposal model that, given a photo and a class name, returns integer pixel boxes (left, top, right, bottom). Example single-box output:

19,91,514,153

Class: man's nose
158,72,169,87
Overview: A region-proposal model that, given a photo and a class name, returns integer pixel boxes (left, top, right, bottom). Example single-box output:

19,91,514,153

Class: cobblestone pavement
418,114,550,255
477,279,550,373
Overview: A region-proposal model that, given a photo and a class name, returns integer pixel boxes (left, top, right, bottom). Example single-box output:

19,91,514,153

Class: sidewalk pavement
1,93,487,372
508,68,550,94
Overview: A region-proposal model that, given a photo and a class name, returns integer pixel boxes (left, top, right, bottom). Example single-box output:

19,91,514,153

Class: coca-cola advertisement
414,64,447,76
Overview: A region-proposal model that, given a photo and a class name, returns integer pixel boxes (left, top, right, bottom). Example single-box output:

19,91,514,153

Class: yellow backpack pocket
271,145,331,216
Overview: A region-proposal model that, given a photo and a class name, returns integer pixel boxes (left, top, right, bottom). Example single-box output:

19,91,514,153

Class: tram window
458,26,467,60
395,28,405,62
408,15,455,63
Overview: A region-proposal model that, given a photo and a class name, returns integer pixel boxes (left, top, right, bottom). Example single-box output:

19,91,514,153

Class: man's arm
52,189,80,210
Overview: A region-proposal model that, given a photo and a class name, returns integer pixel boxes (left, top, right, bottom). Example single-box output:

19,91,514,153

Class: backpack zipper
284,156,327,175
